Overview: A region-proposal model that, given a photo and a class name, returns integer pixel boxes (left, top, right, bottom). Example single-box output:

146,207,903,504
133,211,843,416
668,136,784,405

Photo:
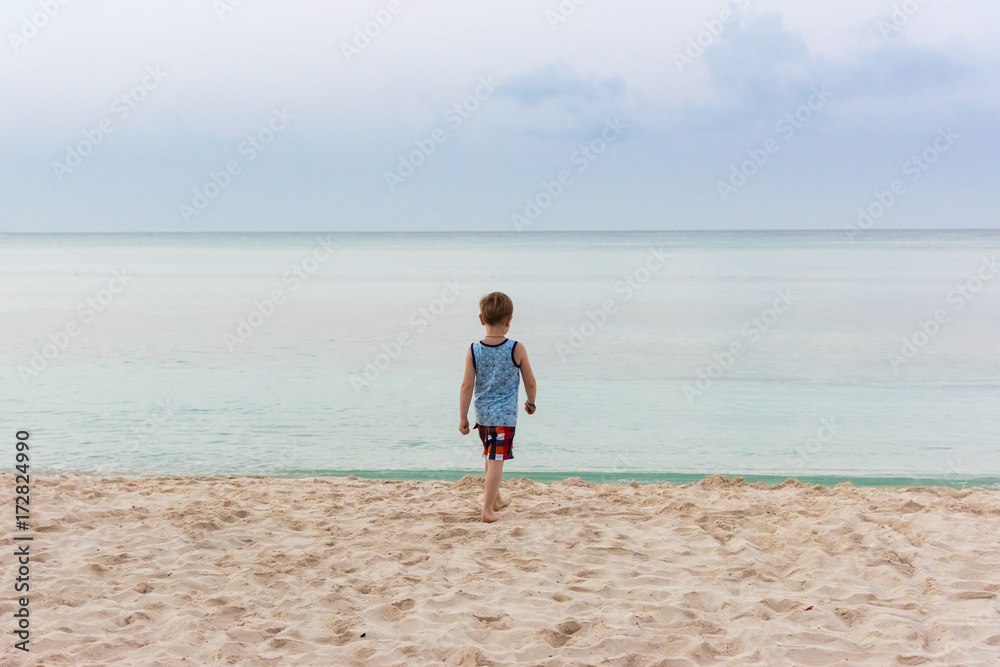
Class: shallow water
1,231,998,487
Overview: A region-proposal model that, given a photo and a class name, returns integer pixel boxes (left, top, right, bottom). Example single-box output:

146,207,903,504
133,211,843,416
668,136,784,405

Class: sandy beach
2,474,998,666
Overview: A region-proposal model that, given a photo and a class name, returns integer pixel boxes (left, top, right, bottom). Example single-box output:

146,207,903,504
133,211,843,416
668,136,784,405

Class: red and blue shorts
475,424,515,461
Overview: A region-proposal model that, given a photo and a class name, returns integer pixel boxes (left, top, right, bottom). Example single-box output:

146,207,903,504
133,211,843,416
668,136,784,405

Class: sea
1,231,998,488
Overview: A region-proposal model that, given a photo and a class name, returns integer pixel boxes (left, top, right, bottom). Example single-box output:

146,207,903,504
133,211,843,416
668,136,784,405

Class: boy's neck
483,329,508,340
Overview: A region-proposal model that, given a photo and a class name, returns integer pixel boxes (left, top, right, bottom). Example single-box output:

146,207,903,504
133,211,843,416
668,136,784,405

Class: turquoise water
1,231,998,488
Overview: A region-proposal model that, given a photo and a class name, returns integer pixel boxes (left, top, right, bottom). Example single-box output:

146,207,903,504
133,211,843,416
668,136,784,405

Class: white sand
2,474,998,666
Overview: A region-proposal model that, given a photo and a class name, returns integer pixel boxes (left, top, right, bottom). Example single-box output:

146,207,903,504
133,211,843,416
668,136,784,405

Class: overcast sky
2,0,998,232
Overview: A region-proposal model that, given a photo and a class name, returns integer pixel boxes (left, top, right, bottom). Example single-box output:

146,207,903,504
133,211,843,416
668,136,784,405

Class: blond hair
479,292,513,326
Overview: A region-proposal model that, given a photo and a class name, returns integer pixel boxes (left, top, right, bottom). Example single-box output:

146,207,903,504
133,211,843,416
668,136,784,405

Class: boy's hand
459,418,470,435
524,401,536,415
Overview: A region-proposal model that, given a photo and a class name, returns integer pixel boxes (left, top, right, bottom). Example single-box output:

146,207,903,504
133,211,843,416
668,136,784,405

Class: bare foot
481,511,499,523
492,495,510,511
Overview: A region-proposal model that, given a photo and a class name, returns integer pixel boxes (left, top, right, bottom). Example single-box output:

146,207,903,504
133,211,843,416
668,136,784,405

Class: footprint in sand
473,613,513,630
541,620,582,647
951,590,996,601
375,599,416,621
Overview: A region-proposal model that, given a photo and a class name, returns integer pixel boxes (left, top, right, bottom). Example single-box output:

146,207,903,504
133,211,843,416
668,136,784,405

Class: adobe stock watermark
683,289,796,403
18,269,132,381
875,0,931,38
947,459,971,489
350,280,465,393
213,0,249,20
496,532,547,556
598,448,636,485
224,235,336,352
545,0,590,32
446,430,480,469
887,254,997,371
844,127,959,241
945,458,1000,490
674,0,753,73
7,0,72,54
278,436,312,470
555,247,668,361
512,117,626,231
52,66,169,182
384,75,501,192
179,107,294,223
785,418,841,470
340,0,407,63
119,398,176,465
717,85,832,202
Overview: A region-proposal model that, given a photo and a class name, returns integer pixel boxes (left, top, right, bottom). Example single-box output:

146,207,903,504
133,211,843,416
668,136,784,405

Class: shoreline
3,474,999,664
8,470,1000,490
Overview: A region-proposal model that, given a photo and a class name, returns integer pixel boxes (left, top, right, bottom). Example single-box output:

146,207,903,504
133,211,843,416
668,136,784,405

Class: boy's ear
505,316,513,327
479,314,486,325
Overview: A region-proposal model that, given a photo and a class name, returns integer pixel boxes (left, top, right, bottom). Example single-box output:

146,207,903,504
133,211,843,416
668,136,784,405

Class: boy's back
471,338,521,428
459,292,537,522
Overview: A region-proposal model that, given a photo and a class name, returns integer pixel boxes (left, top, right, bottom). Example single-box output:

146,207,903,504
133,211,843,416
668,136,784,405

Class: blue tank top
471,339,520,427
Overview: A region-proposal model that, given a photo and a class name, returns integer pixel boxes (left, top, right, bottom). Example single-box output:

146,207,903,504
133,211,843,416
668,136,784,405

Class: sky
1,0,998,232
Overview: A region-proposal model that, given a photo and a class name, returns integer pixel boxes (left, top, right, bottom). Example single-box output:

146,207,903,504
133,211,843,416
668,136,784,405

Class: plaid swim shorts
475,424,515,461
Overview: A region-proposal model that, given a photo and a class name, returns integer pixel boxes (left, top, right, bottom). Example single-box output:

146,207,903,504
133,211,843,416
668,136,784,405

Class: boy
459,292,537,523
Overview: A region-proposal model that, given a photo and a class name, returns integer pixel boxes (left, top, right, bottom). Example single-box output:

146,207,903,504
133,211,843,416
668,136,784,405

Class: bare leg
482,459,504,522
484,460,509,512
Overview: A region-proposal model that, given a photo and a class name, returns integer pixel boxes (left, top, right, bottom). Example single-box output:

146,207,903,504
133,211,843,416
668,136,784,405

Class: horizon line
2,228,998,235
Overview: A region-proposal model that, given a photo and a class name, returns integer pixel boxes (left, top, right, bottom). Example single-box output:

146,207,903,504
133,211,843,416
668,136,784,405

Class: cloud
1,1,997,231
830,44,969,99
683,13,973,132
496,64,625,109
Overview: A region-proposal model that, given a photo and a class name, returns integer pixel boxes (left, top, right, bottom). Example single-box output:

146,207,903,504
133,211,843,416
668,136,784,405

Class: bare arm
514,343,537,414
459,346,475,434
